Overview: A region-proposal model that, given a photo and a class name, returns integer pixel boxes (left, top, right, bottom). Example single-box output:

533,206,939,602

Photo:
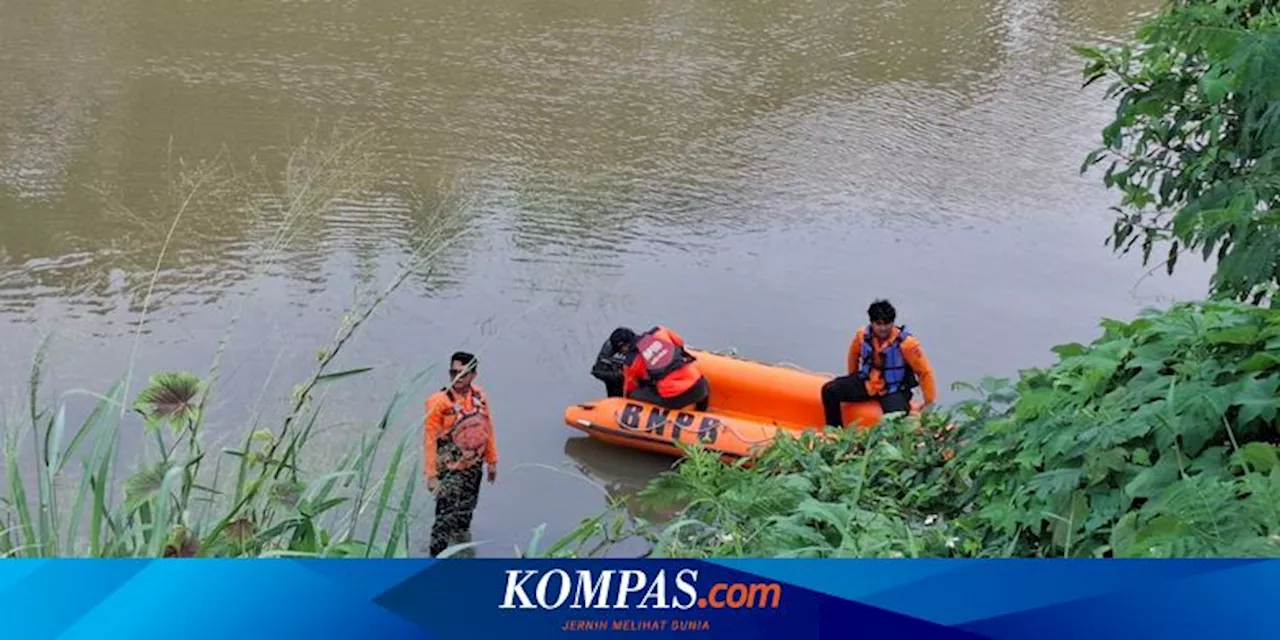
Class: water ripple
0,0,1165,321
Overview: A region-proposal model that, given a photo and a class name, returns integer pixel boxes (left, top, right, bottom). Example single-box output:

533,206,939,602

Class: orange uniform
847,325,937,404
423,384,498,482
622,326,704,399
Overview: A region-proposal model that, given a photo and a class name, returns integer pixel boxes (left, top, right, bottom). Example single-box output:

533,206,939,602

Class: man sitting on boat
820,299,937,427
615,325,712,411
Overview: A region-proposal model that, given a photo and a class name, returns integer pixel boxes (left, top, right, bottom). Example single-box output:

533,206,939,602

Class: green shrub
959,299,1280,557
1076,0,1280,303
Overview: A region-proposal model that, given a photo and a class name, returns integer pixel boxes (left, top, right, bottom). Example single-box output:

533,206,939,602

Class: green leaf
793,499,854,532
288,518,320,554
1083,448,1129,485
1133,513,1190,550
1110,511,1140,557
1187,447,1227,476
1240,352,1280,373
300,497,347,519
146,465,185,557
1051,342,1090,359
1238,442,1279,473
57,377,125,475
873,441,907,462
41,403,66,476
1049,491,1091,553
315,367,374,384
767,520,832,548
384,460,419,559
326,540,372,558
1027,469,1083,499
133,372,203,431
124,461,174,513
775,473,816,495
1233,376,1280,426
364,427,413,557
1132,448,1152,466
1125,456,1180,499
1071,44,1105,62
1199,65,1232,104
1084,491,1126,533
1206,324,1260,345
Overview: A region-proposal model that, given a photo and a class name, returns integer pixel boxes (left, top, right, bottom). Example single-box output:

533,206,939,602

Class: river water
0,0,1213,556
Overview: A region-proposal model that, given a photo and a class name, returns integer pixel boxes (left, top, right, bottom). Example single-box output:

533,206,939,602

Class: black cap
609,327,637,349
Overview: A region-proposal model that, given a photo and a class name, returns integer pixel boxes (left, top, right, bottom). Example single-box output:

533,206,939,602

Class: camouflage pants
429,464,483,557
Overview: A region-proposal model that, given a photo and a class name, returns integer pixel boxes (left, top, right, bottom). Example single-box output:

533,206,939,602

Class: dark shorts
629,376,711,411
820,374,912,427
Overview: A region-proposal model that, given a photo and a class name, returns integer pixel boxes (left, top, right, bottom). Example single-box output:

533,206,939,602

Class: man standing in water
424,351,498,557
821,299,937,427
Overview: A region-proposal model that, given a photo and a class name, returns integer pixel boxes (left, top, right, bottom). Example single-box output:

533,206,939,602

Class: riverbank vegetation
1078,0,1280,304
540,0,1280,559
2,130,468,558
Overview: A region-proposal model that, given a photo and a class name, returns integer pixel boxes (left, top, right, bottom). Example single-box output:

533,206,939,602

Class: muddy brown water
1,0,1212,556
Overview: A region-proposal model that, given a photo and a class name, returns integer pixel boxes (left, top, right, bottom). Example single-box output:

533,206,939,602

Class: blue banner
0,559,1270,639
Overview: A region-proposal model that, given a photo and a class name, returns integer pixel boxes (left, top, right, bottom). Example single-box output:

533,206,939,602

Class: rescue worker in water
821,299,937,427
613,325,712,411
424,351,498,557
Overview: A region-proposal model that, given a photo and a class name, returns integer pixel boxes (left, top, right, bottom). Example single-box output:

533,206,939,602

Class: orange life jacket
635,327,691,382
437,386,493,471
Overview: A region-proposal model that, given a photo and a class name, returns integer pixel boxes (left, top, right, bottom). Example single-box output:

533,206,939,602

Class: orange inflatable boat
562,349,920,461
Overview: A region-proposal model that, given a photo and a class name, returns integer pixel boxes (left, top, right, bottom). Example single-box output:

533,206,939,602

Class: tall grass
0,129,470,558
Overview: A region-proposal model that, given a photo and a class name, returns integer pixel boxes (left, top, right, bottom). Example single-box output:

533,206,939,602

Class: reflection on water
563,435,680,521
0,0,1211,556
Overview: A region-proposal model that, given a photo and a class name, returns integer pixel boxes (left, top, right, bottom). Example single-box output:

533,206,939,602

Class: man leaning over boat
604,325,712,412
821,299,937,427
591,327,635,397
